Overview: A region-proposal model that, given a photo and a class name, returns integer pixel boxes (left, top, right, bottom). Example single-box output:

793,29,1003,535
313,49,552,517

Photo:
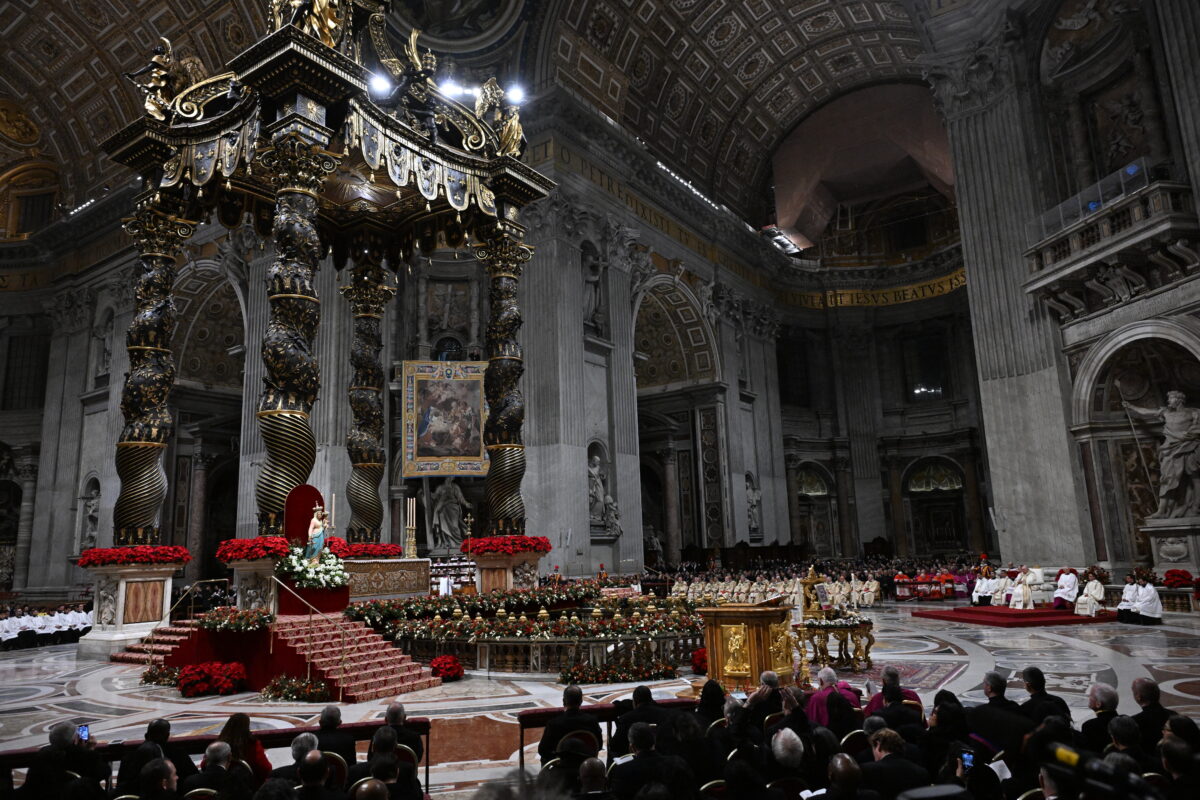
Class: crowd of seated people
10,702,424,800
0,603,91,649
503,667,1200,800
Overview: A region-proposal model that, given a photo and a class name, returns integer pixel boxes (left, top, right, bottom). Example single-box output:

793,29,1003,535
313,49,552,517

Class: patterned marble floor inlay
1,602,1197,793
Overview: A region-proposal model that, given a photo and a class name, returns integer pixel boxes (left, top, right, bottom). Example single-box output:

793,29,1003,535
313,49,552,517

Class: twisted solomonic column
253,134,339,535
340,255,396,543
472,229,534,535
113,204,196,546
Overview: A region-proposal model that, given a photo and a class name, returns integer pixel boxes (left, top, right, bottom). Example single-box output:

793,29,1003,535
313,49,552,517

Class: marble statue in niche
1124,390,1200,518
81,486,100,551
746,473,762,536
588,454,606,523
603,495,622,539
431,476,472,547
581,241,606,334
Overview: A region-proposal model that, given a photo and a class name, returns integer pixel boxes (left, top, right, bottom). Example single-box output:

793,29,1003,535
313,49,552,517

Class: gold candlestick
405,496,417,556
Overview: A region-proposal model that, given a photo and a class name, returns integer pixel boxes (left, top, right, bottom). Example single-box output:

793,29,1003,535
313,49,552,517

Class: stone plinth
77,564,178,659
276,581,350,615
1141,518,1200,576
229,559,279,614
474,552,543,594
345,558,431,600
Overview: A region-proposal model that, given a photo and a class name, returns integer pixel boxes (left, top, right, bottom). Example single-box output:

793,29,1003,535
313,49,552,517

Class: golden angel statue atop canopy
271,0,343,49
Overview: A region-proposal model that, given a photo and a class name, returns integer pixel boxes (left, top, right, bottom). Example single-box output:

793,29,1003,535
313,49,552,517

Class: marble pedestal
1141,518,1200,575
77,564,178,659
474,552,543,594
229,559,279,614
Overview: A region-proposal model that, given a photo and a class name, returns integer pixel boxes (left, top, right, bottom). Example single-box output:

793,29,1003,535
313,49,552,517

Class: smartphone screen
77,724,89,741
962,751,974,769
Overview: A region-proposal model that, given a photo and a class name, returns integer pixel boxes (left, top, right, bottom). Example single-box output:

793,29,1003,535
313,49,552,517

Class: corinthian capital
255,132,340,195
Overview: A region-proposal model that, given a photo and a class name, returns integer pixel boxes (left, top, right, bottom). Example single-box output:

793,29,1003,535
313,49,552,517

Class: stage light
443,82,464,98
506,85,526,104
369,74,392,95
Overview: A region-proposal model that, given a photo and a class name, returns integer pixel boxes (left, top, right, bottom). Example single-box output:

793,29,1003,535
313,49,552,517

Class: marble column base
474,553,543,594
77,564,177,660
1141,518,1200,575
228,559,279,614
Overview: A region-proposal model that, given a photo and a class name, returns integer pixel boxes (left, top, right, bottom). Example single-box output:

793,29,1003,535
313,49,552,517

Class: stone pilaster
11,452,38,589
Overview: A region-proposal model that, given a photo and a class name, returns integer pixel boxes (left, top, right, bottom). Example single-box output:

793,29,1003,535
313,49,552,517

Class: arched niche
903,457,966,554
794,462,836,556
76,476,100,554
174,260,246,388
633,278,720,393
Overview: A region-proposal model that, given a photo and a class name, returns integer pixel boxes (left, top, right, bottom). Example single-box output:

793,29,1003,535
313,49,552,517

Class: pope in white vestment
1053,568,1079,609
1009,567,1035,609
1075,576,1105,617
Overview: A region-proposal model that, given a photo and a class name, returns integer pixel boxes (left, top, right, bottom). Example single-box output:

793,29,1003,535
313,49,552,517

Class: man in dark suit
348,726,412,789
270,732,319,782
1080,682,1120,753
298,751,347,800
966,671,1033,756
316,705,358,770
607,723,694,800
1131,677,1176,752
538,685,603,764
178,741,252,800
1019,667,1071,725
744,670,785,730
609,685,679,757
368,755,422,800
383,703,424,764
827,753,883,800
138,758,179,800
859,729,930,800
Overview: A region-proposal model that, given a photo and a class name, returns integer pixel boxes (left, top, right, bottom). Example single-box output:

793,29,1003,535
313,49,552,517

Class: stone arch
1071,317,1200,427
792,461,835,556
174,259,246,388
633,277,720,392
901,455,966,492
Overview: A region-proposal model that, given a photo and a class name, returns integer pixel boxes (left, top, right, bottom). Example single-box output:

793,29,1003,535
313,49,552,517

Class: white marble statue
431,477,472,548
1124,390,1200,518
588,454,606,522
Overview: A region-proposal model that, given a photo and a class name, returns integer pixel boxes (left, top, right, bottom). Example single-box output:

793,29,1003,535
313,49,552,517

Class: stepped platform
910,605,1115,628
108,614,439,700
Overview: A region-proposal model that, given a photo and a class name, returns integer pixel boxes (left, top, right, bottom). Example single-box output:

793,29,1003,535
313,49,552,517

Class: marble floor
2,602,1198,795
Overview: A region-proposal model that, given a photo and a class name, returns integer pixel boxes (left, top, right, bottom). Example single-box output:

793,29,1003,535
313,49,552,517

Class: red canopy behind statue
284,484,323,547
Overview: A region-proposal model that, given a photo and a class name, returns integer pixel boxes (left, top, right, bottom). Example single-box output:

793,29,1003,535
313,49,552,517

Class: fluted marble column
1154,0,1200,215
11,452,38,589
184,446,216,582
661,446,681,567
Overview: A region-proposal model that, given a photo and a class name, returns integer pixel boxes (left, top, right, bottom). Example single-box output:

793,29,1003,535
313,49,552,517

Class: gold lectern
696,598,796,692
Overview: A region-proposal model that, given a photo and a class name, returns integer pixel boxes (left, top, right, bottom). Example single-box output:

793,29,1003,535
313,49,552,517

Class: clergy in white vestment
861,577,880,607
991,574,1012,606
1074,572,1105,617
1116,574,1139,623
1133,577,1164,625
1053,567,1079,609
1009,566,1035,609
972,574,995,606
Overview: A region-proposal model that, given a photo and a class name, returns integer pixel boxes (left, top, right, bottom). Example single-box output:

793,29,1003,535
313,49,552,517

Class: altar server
972,571,995,606
1053,567,1079,610
1009,566,1035,610
1116,574,1139,623
1075,571,1105,617
991,571,1012,607
0,609,16,650
1133,577,1163,625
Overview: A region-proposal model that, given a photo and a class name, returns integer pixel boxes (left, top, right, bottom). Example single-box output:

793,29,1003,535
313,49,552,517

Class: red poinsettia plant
215,536,291,563
178,661,247,697
461,536,552,556
430,654,464,681
1163,569,1195,589
691,647,708,675
342,542,404,558
78,545,191,568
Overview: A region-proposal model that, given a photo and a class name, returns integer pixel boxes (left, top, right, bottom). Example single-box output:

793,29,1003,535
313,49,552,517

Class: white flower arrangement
805,613,871,627
274,546,349,589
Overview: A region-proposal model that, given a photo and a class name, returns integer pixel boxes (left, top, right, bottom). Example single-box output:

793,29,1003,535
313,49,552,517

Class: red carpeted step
911,605,1116,628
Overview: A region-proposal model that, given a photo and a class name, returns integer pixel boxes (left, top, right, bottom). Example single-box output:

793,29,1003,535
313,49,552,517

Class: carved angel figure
123,38,177,121
475,77,505,123
272,0,343,49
